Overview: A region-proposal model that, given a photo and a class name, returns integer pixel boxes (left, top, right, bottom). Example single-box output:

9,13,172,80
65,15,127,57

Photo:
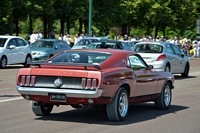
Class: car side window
55,41,61,48
16,38,26,46
7,39,17,48
166,44,174,54
171,45,181,56
127,55,147,70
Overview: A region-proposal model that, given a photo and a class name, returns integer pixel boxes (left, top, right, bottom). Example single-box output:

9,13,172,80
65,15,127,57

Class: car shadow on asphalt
174,75,197,80
35,103,188,125
0,95,21,97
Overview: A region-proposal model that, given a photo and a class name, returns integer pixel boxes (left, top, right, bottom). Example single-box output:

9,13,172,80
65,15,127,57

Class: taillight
86,79,91,89
156,54,166,61
20,76,36,86
81,78,98,89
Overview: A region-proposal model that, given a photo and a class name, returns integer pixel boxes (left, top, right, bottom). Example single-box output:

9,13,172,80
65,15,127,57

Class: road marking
0,97,23,103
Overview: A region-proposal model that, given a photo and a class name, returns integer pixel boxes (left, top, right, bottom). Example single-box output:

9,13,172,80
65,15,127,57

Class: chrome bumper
16,86,103,98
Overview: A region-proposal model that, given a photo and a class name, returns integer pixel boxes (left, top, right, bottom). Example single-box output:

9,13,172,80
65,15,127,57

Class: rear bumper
16,85,103,98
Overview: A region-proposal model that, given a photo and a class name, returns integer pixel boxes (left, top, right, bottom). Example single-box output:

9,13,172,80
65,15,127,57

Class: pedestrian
30,31,37,44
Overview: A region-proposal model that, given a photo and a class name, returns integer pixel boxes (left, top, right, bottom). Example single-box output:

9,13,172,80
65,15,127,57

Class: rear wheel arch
120,83,130,96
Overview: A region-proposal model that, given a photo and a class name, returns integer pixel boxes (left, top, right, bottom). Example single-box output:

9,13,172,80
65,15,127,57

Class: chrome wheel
155,82,172,110
164,86,171,106
165,65,170,72
119,92,128,117
107,87,129,121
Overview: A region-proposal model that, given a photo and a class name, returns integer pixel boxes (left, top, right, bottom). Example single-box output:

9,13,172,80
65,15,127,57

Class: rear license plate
50,94,66,102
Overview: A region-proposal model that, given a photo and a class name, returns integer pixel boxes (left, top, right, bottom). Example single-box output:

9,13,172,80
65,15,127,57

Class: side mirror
181,52,185,58
54,45,58,49
148,65,154,70
9,45,16,49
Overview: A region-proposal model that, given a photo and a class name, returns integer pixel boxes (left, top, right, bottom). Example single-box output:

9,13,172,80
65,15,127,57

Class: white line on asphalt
0,97,23,103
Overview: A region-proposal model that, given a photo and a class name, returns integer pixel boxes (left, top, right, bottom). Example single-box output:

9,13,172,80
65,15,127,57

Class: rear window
132,44,163,53
48,51,112,64
88,42,117,49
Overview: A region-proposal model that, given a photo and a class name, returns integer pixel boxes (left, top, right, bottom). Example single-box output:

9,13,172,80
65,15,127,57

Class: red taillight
20,76,26,86
156,54,166,61
91,79,97,89
86,78,91,89
81,78,86,89
82,78,98,89
20,76,36,86
30,76,36,86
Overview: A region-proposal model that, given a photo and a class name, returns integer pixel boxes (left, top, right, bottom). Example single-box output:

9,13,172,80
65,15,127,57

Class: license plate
50,94,66,102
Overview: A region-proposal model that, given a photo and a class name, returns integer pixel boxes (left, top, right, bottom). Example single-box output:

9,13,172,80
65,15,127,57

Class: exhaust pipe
78,104,84,109
33,101,41,106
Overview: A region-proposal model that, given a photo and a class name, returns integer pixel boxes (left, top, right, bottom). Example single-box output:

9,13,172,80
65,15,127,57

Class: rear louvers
81,78,98,90
20,76,36,86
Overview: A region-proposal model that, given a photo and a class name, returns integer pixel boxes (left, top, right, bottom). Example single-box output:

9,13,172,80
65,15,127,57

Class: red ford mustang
16,49,175,121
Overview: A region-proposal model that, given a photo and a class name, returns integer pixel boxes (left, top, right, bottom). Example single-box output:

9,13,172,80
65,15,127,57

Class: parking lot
0,58,200,133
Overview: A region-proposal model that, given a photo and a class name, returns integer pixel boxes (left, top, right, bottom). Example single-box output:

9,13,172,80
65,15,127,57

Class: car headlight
36,52,47,55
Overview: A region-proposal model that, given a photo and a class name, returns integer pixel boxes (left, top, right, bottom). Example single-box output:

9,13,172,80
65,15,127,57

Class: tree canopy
0,0,200,39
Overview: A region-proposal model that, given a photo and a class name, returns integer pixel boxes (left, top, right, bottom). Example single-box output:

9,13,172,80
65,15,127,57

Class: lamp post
196,19,200,37
88,0,92,37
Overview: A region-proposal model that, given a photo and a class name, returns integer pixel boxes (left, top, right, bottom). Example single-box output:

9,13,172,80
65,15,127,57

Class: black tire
31,101,53,116
181,63,189,77
106,87,128,121
165,65,170,72
0,56,7,68
155,82,172,110
23,55,32,67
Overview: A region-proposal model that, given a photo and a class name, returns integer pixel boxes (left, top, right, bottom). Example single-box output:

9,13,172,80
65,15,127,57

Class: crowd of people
27,31,200,58
114,34,200,58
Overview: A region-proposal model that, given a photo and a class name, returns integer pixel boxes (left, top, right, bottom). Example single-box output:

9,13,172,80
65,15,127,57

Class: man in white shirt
30,31,37,44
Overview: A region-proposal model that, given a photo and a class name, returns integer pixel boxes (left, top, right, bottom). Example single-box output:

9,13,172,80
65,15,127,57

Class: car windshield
30,40,54,48
88,42,117,49
0,38,8,47
132,43,163,53
48,51,112,64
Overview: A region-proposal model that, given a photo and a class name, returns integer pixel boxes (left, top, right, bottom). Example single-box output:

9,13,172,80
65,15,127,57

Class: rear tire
106,87,128,121
23,55,32,67
0,56,7,68
181,63,189,77
165,65,170,72
31,101,53,116
155,82,172,110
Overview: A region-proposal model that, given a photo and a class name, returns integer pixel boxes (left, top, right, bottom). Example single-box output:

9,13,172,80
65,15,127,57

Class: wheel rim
26,56,31,62
165,66,170,72
119,92,128,117
164,86,171,106
1,58,6,67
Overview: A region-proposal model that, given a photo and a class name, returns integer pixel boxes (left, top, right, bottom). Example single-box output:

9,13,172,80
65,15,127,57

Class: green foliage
0,0,200,40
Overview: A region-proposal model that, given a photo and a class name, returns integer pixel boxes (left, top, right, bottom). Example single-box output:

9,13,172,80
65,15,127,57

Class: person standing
30,31,37,44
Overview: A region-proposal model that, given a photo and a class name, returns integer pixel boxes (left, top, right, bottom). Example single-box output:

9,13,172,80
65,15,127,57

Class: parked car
132,41,190,77
16,49,175,121
30,39,71,61
72,37,107,49
0,35,32,68
87,39,132,51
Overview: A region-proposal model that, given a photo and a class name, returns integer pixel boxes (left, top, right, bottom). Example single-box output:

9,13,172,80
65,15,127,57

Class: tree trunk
14,17,19,36
79,19,83,34
84,20,88,34
43,16,47,38
8,14,13,35
60,17,65,35
48,15,53,33
29,14,33,34
155,26,159,39
66,16,70,34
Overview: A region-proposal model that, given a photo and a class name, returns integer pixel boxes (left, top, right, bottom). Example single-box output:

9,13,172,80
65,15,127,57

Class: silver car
132,41,190,77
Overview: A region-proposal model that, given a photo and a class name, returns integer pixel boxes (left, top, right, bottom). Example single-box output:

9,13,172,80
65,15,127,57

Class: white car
132,41,190,77
0,35,32,68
